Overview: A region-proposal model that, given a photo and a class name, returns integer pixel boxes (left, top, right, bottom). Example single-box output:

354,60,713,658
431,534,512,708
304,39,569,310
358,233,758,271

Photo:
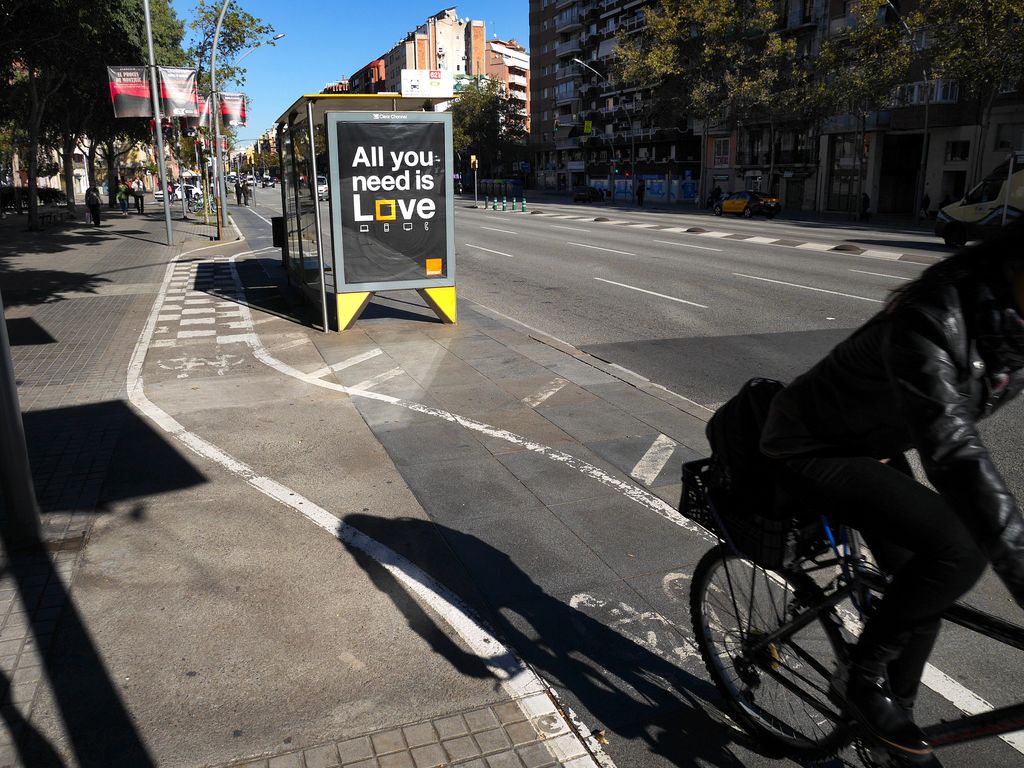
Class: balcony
619,14,646,34
555,11,582,31
556,37,584,56
555,90,580,106
556,0,578,9
555,65,578,81
556,136,581,150
508,74,528,87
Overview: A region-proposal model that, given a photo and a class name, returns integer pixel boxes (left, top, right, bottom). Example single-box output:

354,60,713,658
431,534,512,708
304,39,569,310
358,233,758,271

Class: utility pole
143,0,173,245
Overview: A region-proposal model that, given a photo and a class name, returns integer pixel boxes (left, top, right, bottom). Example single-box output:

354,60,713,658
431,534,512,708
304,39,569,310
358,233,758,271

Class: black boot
837,665,932,760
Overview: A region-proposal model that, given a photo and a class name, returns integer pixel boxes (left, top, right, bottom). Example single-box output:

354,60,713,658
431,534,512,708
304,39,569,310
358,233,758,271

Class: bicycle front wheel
691,544,849,758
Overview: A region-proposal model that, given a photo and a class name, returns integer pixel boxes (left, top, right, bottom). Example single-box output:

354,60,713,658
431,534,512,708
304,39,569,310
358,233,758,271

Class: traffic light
470,155,478,169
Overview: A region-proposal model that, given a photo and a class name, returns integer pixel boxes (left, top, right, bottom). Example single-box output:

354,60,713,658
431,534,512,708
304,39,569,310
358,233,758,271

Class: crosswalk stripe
630,434,677,486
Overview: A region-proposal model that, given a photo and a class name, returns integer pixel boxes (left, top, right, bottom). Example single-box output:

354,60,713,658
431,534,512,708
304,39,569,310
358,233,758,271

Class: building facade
365,7,486,94
529,0,1024,212
485,38,531,133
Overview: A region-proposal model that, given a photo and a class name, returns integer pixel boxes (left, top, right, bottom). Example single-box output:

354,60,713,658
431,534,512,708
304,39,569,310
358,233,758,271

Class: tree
924,0,1024,185
184,0,275,94
817,0,913,216
451,79,527,178
616,0,799,203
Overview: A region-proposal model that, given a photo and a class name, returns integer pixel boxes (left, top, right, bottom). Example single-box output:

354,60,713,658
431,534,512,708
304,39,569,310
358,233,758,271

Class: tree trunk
61,132,77,213
105,140,117,208
26,68,42,230
698,116,708,207
86,141,97,188
767,118,776,196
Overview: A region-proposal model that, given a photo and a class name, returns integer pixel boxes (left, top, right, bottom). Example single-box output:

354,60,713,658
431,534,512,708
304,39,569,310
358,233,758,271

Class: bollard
521,196,527,213
484,195,489,210
502,196,507,211
512,196,517,212
492,197,498,211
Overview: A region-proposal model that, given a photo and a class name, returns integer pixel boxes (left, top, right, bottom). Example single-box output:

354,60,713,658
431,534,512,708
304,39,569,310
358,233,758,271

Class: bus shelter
274,94,456,331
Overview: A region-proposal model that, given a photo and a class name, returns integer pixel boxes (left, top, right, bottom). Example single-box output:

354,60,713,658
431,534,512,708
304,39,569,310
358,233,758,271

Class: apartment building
486,38,531,132
530,0,1024,212
352,7,486,95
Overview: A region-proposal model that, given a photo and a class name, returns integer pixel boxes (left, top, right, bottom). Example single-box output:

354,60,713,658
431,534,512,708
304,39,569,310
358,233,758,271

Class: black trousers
134,194,144,214
782,454,987,704
87,203,100,226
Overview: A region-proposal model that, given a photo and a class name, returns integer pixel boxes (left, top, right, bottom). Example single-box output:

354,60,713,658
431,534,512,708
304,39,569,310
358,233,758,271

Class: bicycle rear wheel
691,544,849,758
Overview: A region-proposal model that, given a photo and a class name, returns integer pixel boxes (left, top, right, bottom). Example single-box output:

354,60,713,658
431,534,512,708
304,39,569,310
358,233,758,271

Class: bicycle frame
728,526,1024,753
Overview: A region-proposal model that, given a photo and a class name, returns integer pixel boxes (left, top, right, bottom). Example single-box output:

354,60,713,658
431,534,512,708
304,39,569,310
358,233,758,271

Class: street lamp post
573,58,636,203
885,0,930,225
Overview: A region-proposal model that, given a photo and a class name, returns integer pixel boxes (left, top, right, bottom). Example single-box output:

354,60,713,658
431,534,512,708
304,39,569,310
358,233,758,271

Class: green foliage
184,0,275,93
817,0,913,118
450,78,527,173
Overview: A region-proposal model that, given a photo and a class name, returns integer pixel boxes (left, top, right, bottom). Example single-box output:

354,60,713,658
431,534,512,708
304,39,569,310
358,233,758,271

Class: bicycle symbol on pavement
157,354,244,379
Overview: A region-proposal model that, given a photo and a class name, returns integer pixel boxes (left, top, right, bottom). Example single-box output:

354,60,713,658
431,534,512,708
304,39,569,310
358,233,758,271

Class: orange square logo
425,258,443,276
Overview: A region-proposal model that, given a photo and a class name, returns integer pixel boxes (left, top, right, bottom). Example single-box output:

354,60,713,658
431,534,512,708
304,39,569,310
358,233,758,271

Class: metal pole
474,166,478,207
143,0,173,245
914,77,930,225
211,0,230,240
306,100,329,333
0,287,42,550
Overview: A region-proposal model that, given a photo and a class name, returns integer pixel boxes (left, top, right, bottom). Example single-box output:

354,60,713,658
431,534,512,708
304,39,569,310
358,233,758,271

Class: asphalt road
243,192,1024,768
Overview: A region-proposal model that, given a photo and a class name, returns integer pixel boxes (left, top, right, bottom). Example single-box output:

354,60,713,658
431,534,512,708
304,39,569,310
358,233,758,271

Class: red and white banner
157,67,199,117
219,93,247,127
107,66,152,118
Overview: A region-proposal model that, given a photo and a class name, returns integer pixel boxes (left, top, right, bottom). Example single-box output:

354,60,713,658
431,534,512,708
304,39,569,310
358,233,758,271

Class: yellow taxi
714,190,781,219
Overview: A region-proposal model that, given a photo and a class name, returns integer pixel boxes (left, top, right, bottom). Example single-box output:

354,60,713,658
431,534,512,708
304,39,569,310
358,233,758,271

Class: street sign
327,111,455,290
583,120,593,135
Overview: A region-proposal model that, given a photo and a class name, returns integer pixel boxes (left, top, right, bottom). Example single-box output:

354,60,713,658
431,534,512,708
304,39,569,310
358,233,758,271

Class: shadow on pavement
343,514,769,766
4,318,55,346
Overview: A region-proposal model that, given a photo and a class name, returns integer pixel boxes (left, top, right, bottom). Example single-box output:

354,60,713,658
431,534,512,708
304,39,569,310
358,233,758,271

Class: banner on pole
219,94,247,127
107,66,153,118
158,67,199,117
184,94,213,132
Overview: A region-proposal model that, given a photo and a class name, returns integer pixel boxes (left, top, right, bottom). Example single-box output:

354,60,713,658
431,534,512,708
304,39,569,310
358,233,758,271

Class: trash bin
271,216,286,268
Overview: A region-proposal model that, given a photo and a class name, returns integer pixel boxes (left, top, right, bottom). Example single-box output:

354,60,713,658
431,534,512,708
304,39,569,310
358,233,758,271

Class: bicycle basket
680,458,794,569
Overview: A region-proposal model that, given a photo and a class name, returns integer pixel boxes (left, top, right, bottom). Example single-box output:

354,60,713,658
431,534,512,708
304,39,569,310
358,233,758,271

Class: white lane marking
522,378,569,408
661,227,687,233
549,224,591,233
630,434,677,486
860,249,902,260
308,348,384,380
733,273,883,303
745,236,779,244
464,243,515,258
921,665,1024,751
127,241,607,768
180,317,216,325
629,223,659,229
350,367,404,392
270,337,311,352
849,268,910,280
480,225,517,235
570,593,700,667
177,329,217,338
242,208,273,226
698,231,732,238
795,242,835,251
567,242,636,256
594,278,708,309
652,239,722,253
182,307,215,315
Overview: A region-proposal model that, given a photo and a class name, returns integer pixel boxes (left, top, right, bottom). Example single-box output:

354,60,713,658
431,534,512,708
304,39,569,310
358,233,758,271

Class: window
995,123,1024,152
945,141,970,162
713,137,730,167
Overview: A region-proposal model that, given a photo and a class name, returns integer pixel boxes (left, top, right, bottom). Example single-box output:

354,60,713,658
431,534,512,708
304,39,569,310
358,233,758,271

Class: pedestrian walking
636,180,645,207
860,191,871,222
116,178,130,216
234,180,242,206
132,177,145,214
241,180,250,207
85,184,101,226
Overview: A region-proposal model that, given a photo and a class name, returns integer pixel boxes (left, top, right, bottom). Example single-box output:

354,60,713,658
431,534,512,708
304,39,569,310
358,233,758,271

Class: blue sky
171,0,530,148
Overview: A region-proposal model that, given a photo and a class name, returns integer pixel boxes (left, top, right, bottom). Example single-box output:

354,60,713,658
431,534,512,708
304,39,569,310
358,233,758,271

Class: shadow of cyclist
342,513,781,767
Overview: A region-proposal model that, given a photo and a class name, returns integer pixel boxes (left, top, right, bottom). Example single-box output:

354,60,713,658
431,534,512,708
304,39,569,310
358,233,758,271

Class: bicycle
681,457,1024,766
187,196,217,215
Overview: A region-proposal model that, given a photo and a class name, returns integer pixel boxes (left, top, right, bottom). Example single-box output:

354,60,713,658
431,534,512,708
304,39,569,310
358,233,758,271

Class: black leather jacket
761,279,1024,601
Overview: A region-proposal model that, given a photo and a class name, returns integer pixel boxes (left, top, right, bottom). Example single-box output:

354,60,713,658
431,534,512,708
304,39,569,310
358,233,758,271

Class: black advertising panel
220,93,247,127
330,114,453,289
107,66,152,118
157,67,199,117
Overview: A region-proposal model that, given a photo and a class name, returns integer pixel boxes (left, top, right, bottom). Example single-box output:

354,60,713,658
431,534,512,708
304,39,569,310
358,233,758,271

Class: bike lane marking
127,238,613,768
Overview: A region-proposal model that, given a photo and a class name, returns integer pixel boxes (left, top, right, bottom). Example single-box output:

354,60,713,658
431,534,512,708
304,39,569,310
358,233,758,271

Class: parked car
713,190,780,218
573,186,604,203
316,175,328,200
154,184,200,203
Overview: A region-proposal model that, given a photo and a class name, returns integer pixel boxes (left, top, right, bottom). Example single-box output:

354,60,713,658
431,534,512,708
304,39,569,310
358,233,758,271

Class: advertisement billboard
400,69,455,99
327,111,455,291
157,67,199,117
107,66,152,118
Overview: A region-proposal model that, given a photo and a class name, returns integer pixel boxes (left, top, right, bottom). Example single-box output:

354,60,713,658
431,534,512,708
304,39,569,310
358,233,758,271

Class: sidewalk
0,206,723,767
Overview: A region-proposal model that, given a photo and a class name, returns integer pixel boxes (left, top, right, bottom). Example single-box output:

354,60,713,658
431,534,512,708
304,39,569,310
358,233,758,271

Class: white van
935,156,1024,246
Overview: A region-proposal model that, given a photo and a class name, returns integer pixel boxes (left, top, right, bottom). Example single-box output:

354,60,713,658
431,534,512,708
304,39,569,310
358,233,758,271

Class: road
240,192,1024,768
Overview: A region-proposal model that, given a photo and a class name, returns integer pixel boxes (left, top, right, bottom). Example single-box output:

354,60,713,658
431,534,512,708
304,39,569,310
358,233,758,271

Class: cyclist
760,219,1024,760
